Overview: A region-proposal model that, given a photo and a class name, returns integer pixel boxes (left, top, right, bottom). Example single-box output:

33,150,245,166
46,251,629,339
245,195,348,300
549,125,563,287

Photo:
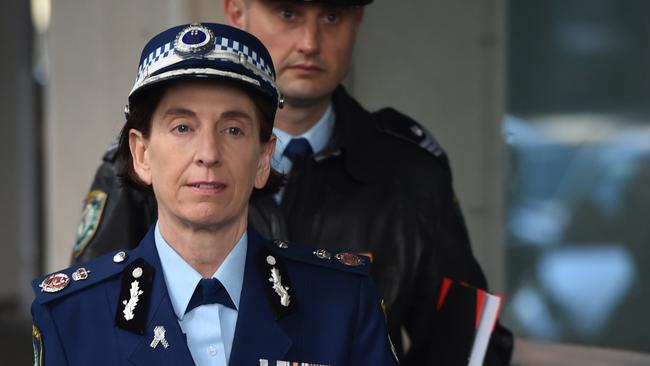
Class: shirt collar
154,222,247,320
272,101,335,172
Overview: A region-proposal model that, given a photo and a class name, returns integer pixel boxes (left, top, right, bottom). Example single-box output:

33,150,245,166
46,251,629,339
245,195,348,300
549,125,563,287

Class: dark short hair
117,78,284,196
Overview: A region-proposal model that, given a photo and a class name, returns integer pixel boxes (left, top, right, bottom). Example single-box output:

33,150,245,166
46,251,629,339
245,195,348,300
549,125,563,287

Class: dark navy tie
185,278,236,314
283,138,314,162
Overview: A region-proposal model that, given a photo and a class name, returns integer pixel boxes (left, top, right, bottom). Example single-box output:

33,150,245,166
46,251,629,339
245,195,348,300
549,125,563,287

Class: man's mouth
291,63,322,71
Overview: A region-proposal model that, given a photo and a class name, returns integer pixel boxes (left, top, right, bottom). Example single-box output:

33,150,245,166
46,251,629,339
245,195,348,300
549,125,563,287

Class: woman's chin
180,210,240,230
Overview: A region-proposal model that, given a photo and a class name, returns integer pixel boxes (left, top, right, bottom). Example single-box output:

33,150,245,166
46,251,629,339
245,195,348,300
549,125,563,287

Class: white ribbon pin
150,326,169,349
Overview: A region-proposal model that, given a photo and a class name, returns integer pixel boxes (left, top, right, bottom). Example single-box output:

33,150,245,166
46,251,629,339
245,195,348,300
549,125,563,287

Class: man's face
227,0,363,105
130,81,274,230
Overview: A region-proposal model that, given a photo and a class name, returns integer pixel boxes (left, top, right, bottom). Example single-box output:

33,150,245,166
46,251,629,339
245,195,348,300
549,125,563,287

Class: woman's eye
279,9,294,20
173,124,190,133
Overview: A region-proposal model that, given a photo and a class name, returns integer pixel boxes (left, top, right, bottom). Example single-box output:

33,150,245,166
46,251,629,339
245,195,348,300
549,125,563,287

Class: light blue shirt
272,102,335,202
154,222,246,366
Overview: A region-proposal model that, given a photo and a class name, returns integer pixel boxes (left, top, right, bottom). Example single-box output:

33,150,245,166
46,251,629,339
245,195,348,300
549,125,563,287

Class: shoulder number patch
73,190,108,258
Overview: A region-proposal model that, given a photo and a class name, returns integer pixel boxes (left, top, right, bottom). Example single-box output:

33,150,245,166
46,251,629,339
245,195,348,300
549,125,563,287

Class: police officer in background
72,0,513,364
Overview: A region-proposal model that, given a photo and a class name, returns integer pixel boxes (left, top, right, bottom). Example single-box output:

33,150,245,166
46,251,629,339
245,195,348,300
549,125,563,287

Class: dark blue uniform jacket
32,227,398,365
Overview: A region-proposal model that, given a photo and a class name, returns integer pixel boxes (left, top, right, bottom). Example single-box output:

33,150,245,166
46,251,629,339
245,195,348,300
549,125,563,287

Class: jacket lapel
229,229,297,365
109,227,195,365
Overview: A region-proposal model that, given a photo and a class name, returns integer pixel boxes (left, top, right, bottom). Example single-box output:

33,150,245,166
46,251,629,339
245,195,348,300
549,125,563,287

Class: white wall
45,0,224,271
45,0,506,291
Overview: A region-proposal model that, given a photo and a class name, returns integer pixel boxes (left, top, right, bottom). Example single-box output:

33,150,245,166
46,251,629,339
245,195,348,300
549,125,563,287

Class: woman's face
129,81,274,230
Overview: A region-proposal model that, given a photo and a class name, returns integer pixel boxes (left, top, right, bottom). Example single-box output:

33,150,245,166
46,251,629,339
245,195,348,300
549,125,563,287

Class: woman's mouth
187,181,227,192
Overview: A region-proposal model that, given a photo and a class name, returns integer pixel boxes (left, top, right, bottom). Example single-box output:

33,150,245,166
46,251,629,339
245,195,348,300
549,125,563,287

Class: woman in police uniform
31,23,397,366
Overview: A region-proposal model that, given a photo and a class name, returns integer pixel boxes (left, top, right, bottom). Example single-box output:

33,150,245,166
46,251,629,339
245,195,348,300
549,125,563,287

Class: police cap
128,22,282,116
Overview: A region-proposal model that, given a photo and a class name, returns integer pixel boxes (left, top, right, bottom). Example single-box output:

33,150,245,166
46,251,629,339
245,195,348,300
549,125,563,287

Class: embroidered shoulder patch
73,190,108,258
32,324,43,366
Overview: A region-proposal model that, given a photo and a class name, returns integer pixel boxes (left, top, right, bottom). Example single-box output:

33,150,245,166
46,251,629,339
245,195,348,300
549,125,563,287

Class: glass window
504,0,650,353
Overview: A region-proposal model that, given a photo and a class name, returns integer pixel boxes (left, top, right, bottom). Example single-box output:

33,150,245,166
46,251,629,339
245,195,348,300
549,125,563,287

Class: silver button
132,267,143,278
207,344,217,356
113,251,127,263
411,125,424,137
266,255,276,265
274,240,289,249
313,249,331,260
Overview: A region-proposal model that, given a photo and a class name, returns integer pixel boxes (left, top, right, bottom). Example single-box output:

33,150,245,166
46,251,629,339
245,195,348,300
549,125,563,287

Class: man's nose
296,19,320,56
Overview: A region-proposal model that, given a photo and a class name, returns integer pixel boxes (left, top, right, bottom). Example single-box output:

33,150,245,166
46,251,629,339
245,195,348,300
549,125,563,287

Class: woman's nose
195,132,221,167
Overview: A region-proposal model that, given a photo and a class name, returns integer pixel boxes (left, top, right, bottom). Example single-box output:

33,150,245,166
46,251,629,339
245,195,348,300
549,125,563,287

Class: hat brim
128,68,278,123
129,67,272,99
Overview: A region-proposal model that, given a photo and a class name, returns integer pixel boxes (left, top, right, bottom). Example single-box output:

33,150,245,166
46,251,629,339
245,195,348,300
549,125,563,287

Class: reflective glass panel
504,0,650,353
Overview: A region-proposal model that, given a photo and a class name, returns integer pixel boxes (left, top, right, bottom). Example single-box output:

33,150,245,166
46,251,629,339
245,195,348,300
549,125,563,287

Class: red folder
435,277,503,365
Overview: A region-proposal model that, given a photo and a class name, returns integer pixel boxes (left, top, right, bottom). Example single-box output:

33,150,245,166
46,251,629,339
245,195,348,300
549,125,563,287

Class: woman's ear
254,135,276,189
129,129,152,185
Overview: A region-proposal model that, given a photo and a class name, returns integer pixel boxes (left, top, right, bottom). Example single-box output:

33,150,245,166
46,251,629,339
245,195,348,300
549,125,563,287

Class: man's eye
224,127,243,136
173,124,190,133
325,12,339,23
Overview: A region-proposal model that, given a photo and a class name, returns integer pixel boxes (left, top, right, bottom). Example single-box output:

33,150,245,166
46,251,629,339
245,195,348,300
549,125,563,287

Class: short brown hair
117,78,284,196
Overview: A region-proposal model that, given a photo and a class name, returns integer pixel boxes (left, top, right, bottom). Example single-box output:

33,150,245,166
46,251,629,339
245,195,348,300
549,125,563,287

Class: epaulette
102,136,120,163
262,239,371,276
32,249,132,305
374,107,449,163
